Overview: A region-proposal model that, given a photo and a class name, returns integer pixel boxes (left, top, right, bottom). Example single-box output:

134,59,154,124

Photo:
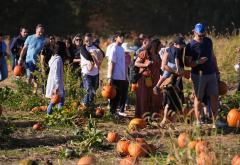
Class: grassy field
1,33,240,165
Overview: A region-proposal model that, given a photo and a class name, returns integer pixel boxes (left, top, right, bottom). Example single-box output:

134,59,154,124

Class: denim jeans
25,61,38,78
0,55,8,81
47,96,65,115
82,74,99,105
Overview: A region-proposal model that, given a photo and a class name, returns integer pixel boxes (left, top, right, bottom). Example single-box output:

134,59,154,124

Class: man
10,26,28,70
107,31,128,116
80,33,103,108
185,23,223,128
0,32,8,81
18,24,45,93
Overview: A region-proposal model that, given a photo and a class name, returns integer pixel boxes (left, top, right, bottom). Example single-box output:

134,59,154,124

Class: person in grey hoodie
45,41,65,115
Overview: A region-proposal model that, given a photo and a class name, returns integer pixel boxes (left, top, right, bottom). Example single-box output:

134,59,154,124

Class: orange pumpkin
128,141,147,157
51,94,61,104
13,65,23,76
33,123,42,130
145,77,153,87
218,81,228,95
119,157,138,165
77,155,96,165
196,151,216,165
129,118,146,130
116,140,130,155
232,154,240,165
101,85,117,99
195,141,209,155
95,107,104,117
131,83,138,92
31,106,48,112
188,140,198,150
227,109,240,127
177,133,189,148
107,132,119,143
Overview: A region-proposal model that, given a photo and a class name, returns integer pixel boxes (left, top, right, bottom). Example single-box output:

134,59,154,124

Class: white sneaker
117,112,127,117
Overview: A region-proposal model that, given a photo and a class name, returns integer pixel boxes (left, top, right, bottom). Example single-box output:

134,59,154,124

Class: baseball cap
194,23,205,33
173,36,186,46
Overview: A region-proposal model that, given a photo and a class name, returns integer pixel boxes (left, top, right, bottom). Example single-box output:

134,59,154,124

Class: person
107,31,128,116
135,37,151,59
18,24,45,93
80,33,103,108
0,32,8,81
72,34,83,79
10,26,28,70
153,37,186,95
105,35,115,58
65,37,75,64
134,39,163,118
235,47,240,91
45,41,65,115
185,23,224,128
119,42,133,116
40,35,56,94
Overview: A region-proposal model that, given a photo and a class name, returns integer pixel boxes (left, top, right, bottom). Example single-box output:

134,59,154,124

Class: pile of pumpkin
176,133,240,165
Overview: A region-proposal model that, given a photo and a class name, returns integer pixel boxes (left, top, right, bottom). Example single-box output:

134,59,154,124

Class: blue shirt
24,34,45,64
185,37,216,75
0,41,7,57
166,46,184,67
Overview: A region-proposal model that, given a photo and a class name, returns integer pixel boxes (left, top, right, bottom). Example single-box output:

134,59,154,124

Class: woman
134,39,163,118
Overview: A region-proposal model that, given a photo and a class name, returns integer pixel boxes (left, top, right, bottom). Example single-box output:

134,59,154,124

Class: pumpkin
196,151,216,165
227,109,240,127
218,81,228,95
128,141,147,157
51,94,61,104
188,140,198,150
195,141,209,155
145,77,153,87
116,140,130,155
95,107,104,117
13,65,23,76
31,106,48,112
232,154,240,165
135,138,147,144
77,155,96,165
177,133,189,148
19,159,38,165
129,118,146,130
119,157,138,165
107,132,119,143
33,123,42,131
131,83,138,92
166,154,176,164
101,85,117,99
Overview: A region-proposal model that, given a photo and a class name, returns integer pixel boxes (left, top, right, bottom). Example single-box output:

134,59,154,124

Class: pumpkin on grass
107,132,119,143
31,106,48,112
129,118,146,130
101,85,117,99
177,133,189,148
188,140,198,150
128,141,148,157
119,157,139,165
227,109,240,127
232,154,240,165
33,123,43,131
116,140,130,155
95,107,104,117
51,93,61,104
196,151,216,165
77,155,96,165
195,141,210,155
13,65,23,77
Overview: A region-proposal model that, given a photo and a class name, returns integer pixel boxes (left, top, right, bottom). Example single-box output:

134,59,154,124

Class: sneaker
194,121,204,127
117,112,127,117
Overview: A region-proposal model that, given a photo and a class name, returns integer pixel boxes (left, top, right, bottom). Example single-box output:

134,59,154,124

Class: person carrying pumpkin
107,31,128,116
134,39,163,118
45,41,65,115
185,23,225,128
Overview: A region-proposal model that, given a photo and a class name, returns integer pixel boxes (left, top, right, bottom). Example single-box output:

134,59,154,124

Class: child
45,41,65,115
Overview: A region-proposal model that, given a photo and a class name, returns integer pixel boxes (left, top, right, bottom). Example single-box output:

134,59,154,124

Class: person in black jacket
10,26,28,70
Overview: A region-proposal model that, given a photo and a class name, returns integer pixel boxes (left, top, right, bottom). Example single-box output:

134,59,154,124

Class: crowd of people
0,23,238,128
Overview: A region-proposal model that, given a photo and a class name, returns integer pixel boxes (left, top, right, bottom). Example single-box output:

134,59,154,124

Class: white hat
122,43,134,53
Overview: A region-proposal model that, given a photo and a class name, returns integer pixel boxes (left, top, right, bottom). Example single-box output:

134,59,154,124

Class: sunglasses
75,38,81,41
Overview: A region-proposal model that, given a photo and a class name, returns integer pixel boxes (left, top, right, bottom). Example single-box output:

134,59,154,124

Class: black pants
110,80,129,113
